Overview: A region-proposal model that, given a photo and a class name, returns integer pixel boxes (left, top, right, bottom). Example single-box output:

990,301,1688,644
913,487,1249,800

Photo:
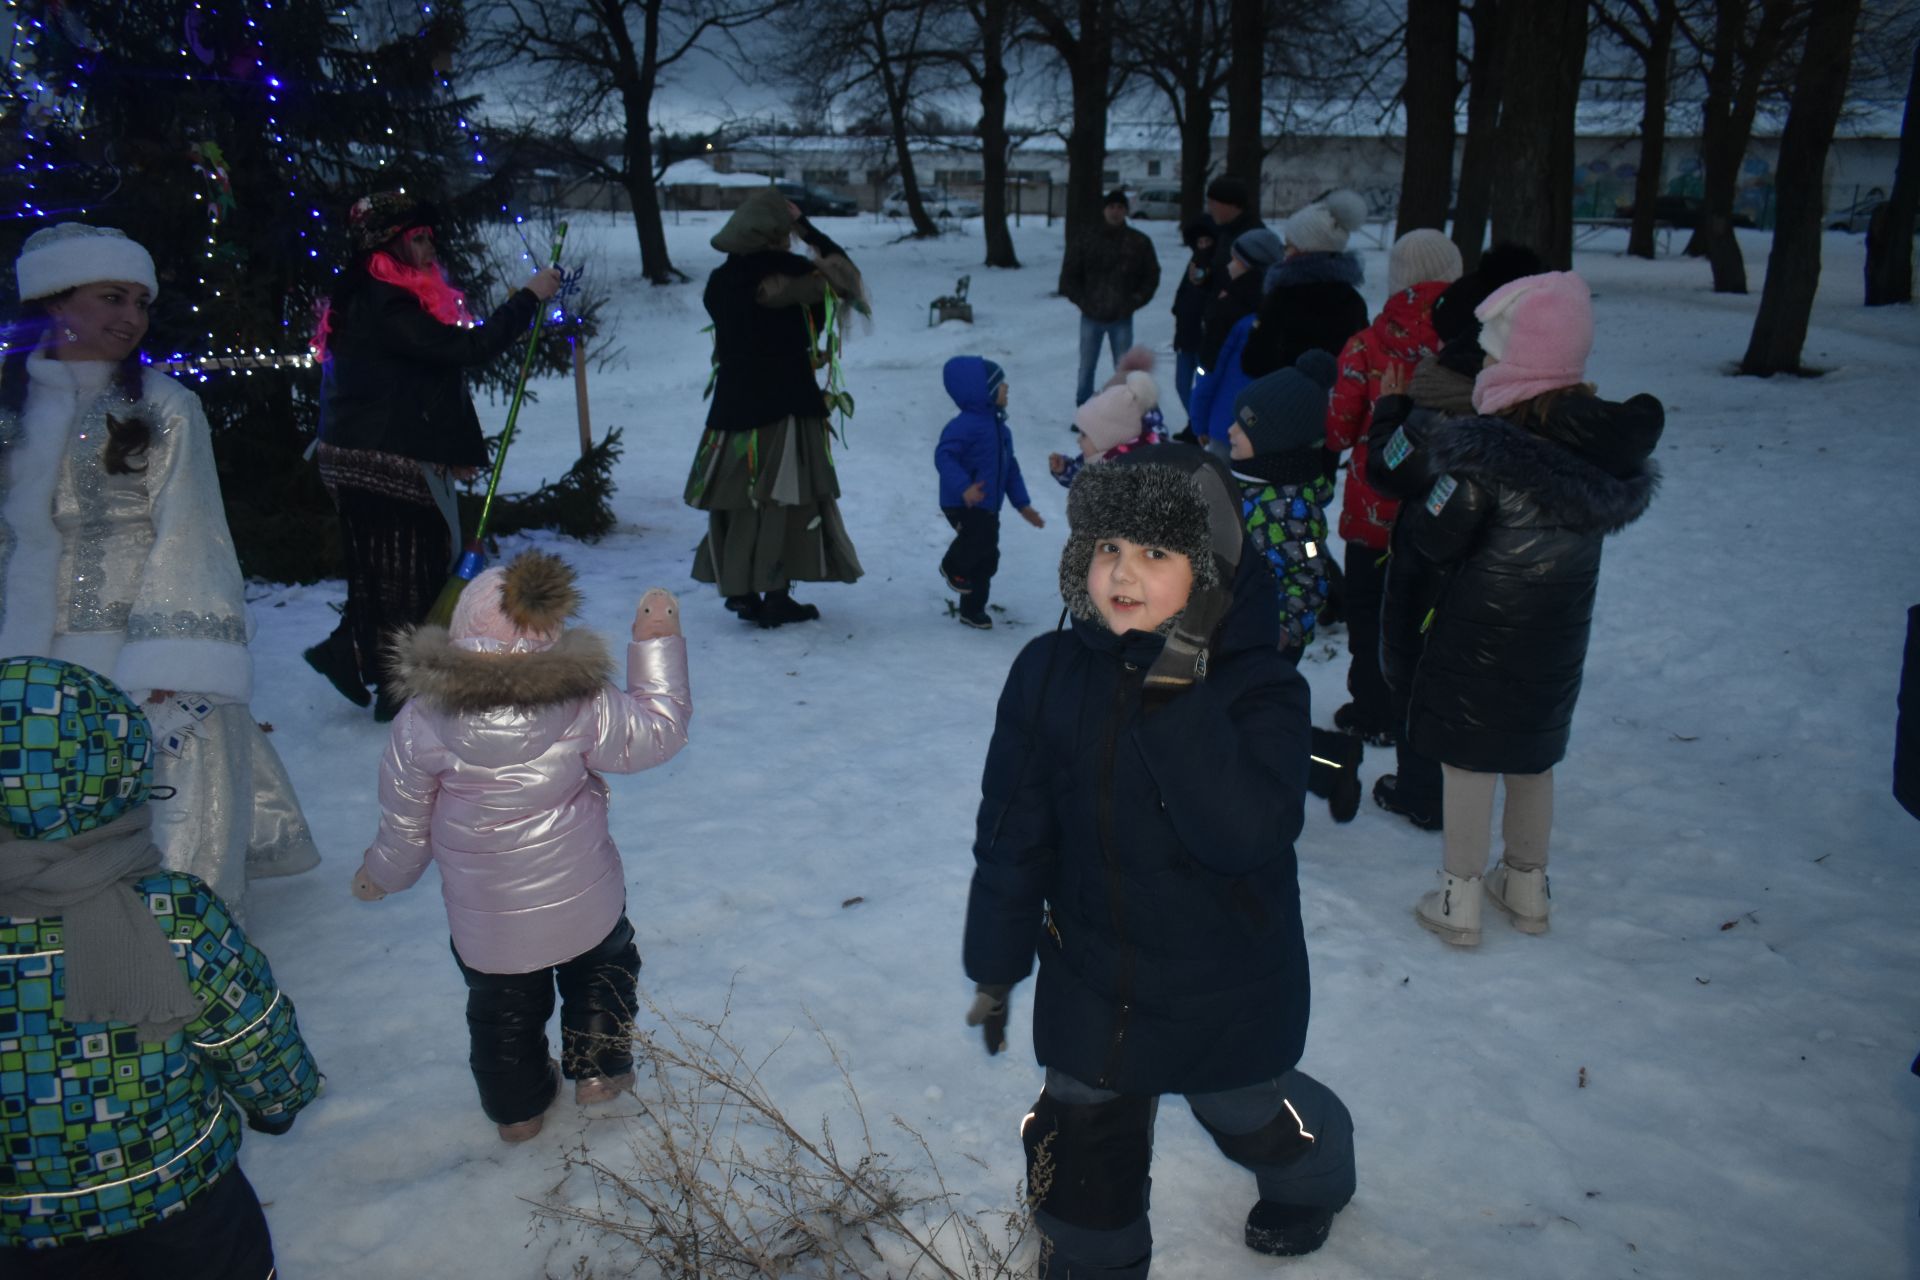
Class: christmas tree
1,0,607,581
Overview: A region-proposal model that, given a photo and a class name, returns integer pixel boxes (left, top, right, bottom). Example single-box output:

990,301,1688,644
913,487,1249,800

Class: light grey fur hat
1059,448,1244,629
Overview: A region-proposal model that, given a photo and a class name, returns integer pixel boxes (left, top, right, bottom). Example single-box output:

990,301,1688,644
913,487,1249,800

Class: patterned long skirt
684,416,863,595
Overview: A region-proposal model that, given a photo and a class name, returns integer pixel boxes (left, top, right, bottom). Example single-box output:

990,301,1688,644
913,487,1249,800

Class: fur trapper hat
0,657,152,839
1059,448,1242,629
15,224,159,303
1232,349,1337,457
448,550,580,653
1282,190,1368,254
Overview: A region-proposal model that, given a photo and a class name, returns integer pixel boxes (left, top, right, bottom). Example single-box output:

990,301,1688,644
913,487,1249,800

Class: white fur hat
1282,190,1369,255
15,223,159,302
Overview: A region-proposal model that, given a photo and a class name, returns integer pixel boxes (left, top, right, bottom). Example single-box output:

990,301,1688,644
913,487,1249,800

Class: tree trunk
1057,0,1116,291
1741,0,1862,373
1452,0,1504,269
1487,0,1588,270
878,29,941,239
623,110,679,284
1397,0,1459,238
1225,0,1266,201
1179,85,1214,223
1690,0,1794,290
978,0,1020,267
1626,2,1676,259
1865,40,1918,305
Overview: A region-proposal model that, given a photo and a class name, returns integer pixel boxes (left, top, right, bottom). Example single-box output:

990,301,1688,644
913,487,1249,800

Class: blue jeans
1033,1066,1356,1276
1077,316,1134,405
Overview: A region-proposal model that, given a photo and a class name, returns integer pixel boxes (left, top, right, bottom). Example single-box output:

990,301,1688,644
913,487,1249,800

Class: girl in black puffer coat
1382,273,1662,946
962,446,1355,1277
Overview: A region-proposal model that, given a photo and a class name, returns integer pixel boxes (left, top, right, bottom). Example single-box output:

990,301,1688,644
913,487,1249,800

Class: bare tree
1741,0,1864,372
1865,36,1918,303
1451,0,1505,267
1678,0,1807,292
1398,0,1457,236
1592,0,1682,259
1225,0,1267,191
1020,0,1122,271
782,0,946,238
1487,0,1590,269
471,0,790,285
1117,0,1232,221
923,0,1028,267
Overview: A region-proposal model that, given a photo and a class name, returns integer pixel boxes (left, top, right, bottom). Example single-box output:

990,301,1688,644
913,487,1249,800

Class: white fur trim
16,224,159,301
115,637,253,704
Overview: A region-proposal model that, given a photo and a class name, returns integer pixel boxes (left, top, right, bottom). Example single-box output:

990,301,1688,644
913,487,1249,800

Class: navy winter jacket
963,550,1314,1095
936,357,1033,512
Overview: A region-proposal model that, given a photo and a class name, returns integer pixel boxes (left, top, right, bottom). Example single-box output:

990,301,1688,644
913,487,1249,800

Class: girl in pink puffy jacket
350,550,691,1142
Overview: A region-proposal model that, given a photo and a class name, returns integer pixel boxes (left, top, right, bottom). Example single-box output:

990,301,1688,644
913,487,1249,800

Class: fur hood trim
390,625,613,714
1424,413,1660,535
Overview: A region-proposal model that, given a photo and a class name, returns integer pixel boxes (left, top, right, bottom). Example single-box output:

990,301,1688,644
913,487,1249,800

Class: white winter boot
1485,862,1550,934
1414,872,1482,946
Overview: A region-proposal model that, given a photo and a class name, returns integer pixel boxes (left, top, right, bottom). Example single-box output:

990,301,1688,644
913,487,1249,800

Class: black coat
1197,269,1265,374
1061,223,1161,324
1239,254,1370,380
1171,254,1212,354
704,250,831,432
963,552,1314,1096
1382,394,1664,774
317,280,539,467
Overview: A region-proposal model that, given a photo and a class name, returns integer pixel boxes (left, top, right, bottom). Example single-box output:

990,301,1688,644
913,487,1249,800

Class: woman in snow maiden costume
352,551,691,1142
963,447,1355,1276
1381,273,1662,946
0,658,320,1276
687,188,867,628
0,223,319,904
305,190,565,721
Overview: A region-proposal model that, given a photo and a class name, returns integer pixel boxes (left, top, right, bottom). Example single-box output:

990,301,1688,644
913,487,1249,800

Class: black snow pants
941,507,1002,619
0,1167,275,1280
452,915,642,1124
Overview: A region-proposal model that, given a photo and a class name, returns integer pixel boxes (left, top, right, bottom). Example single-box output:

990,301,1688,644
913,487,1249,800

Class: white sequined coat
0,354,319,900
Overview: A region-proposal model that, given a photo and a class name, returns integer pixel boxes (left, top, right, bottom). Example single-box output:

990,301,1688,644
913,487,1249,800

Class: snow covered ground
231,208,1920,1278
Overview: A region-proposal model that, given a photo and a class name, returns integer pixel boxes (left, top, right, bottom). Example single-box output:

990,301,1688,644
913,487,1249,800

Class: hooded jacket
1324,280,1451,551
1381,394,1663,774
1187,312,1257,443
935,357,1032,512
963,459,1313,1095
317,277,538,467
1239,252,1370,381
363,626,692,973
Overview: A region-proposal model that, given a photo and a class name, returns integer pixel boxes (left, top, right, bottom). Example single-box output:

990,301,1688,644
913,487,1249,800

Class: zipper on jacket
1095,667,1141,1089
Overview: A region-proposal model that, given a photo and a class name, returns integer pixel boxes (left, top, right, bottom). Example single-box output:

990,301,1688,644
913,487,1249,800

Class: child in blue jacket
936,356,1045,629
0,658,320,1278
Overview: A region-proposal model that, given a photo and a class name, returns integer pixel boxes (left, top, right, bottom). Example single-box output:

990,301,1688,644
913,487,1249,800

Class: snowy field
230,208,1920,1278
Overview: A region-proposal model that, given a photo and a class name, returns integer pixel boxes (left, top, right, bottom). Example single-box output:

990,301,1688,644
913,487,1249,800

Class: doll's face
1088,537,1193,635
44,281,151,363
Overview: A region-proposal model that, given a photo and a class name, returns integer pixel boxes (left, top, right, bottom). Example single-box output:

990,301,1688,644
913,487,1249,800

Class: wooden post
571,334,591,458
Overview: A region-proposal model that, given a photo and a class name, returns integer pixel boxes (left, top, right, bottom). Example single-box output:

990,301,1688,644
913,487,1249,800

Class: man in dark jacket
963,447,1355,1276
1062,190,1162,405
1204,174,1265,285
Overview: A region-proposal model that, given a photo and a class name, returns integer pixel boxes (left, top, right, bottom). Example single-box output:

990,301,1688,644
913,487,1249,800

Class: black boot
1244,1200,1335,1257
1373,773,1443,831
724,593,762,621
757,590,820,628
303,629,371,708
373,684,406,724
1333,701,1397,747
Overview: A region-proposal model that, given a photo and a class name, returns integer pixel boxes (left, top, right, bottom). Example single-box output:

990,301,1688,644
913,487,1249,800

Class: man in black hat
1060,189,1161,405
1203,175,1266,290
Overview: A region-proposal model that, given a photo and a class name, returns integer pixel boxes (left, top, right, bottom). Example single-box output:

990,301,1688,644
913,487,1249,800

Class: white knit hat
1281,190,1369,255
15,224,159,303
1387,228,1464,294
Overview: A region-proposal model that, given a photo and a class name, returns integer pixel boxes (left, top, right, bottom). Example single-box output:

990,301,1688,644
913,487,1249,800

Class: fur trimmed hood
1423,394,1664,535
390,625,613,714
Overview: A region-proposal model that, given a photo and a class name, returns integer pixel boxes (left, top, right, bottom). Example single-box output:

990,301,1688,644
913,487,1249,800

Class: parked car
882,187,982,219
776,181,857,218
1130,188,1182,220
1612,194,1754,230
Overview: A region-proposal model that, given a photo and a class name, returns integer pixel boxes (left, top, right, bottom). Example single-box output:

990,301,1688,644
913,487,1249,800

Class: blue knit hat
0,658,152,840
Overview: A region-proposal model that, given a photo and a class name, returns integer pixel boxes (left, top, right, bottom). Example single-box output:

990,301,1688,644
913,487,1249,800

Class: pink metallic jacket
360,626,691,972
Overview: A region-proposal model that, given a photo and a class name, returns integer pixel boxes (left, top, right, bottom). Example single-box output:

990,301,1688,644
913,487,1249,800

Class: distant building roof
659,158,776,188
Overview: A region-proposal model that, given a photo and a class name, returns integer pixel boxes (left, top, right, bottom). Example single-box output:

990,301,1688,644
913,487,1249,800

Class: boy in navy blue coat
936,356,1045,629
962,446,1355,1276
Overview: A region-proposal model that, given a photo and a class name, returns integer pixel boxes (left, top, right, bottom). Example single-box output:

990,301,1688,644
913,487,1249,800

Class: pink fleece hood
1471,271,1594,415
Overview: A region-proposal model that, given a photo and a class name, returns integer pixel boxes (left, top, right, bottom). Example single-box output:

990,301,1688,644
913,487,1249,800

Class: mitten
351,867,386,902
1143,583,1233,695
965,984,1012,1055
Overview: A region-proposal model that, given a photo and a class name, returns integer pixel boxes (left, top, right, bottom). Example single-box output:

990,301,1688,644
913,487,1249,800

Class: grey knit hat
1232,349,1337,457
1059,447,1244,629
1230,228,1285,273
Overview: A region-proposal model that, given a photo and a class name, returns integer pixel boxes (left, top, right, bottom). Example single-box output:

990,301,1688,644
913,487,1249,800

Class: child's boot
1245,1200,1336,1257
1308,727,1362,823
575,1072,635,1105
1485,861,1550,934
1414,871,1481,946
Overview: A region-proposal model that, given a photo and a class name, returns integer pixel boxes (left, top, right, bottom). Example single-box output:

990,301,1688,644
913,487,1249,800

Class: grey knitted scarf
0,807,203,1041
